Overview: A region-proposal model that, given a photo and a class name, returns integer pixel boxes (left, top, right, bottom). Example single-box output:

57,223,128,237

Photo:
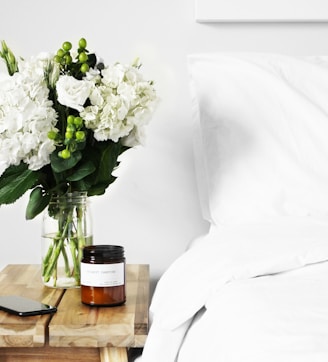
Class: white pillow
188,53,328,226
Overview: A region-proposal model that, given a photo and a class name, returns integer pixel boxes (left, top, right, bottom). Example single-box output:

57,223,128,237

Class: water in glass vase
42,234,93,288
41,192,93,288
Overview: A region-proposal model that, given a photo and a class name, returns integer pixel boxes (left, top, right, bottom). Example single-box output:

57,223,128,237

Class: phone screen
0,295,57,316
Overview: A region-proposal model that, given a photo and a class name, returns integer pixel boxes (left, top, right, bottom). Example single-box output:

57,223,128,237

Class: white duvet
140,224,328,362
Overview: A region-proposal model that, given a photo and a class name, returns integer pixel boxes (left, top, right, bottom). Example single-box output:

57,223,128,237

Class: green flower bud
67,115,75,125
62,41,72,51
65,131,74,140
75,131,85,141
1,40,8,53
47,130,58,140
79,38,87,49
54,55,61,63
64,54,72,65
80,63,89,73
60,149,71,159
73,117,83,128
0,41,18,75
78,52,88,63
66,124,76,132
56,49,65,58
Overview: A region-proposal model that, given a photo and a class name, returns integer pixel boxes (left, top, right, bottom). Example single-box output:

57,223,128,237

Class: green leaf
96,142,123,183
0,164,39,205
66,161,96,182
88,176,117,197
73,179,92,192
0,162,26,179
25,187,51,220
50,151,82,173
96,146,116,183
81,141,131,196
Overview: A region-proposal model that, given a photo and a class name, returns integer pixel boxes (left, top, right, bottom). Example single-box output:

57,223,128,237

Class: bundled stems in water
42,192,92,288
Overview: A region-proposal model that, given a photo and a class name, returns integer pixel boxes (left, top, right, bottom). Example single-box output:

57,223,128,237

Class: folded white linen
178,261,328,362
141,224,328,362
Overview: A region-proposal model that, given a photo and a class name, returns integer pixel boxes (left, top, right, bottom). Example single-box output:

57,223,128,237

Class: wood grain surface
0,264,64,347
0,264,149,362
49,264,149,348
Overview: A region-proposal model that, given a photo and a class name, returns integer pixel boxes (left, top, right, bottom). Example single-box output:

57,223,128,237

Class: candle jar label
81,262,125,287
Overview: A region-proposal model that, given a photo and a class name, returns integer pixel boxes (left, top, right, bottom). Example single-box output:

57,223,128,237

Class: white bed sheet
139,224,328,362
178,260,328,362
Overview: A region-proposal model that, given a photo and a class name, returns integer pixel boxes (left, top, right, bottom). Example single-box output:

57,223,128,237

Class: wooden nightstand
0,264,149,362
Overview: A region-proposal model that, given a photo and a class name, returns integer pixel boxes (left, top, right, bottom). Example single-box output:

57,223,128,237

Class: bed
138,53,328,362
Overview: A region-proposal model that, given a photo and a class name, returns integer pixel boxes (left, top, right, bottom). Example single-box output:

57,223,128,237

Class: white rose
56,75,92,111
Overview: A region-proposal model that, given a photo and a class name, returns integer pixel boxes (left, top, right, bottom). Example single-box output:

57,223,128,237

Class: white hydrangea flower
0,54,58,176
84,67,101,82
89,86,104,107
122,125,146,147
81,62,157,145
101,63,125,88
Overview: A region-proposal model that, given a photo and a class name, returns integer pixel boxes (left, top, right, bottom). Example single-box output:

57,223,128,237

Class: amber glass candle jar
81,245,126,306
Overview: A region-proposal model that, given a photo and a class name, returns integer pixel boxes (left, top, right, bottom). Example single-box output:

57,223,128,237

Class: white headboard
195,0,328,22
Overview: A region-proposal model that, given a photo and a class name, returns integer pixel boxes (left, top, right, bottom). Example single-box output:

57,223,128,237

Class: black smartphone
0,295,57,317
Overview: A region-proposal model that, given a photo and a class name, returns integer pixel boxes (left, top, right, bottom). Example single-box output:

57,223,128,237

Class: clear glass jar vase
41,192,93,288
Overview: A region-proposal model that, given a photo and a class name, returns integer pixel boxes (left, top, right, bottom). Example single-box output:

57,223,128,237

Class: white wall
1,0,328,289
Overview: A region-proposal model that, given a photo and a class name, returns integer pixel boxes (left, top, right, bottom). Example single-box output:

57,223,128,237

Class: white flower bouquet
0,38,157,286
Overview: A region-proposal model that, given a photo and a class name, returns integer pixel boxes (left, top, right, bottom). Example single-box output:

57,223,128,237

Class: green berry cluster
50,38,94,160
48,115,86,159
54,38,89,74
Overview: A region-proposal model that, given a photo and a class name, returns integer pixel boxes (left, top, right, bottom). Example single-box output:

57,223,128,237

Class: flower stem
42,192,90,287
42,214,72,283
